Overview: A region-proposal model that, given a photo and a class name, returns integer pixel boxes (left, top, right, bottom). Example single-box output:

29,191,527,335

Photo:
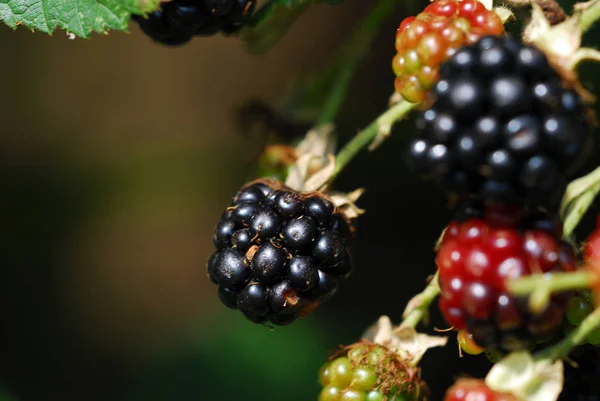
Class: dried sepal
285,124,336,191
328,188,366,220
362,316,448,366
485,352,564,401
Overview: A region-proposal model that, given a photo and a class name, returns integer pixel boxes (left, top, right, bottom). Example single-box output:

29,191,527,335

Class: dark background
0,0,598,400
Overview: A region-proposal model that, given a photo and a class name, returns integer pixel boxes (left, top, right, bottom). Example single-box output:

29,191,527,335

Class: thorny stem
536,306,600,360
331,100,417,181
579,0,600,34
400,272,441,329
317,0,398,125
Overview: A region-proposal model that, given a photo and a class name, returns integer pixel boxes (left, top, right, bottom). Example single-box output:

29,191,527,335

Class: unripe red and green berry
445,379,519,401
319,343,427,401
393,0,503,103
436,203,577,351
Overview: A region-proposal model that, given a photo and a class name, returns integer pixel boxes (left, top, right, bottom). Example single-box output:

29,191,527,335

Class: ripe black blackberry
559,345,600,401
207,179,354,325
133,0,256,46
406,35,592,212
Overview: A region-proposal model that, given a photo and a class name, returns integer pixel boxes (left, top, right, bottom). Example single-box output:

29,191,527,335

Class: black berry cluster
207,179,354,325
407,35,592,212
132,0,256,46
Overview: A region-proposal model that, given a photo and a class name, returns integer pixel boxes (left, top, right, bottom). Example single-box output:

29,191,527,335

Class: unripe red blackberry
393,0,504,103
319,342,428,401
436,202,577,351
444,379,519,401
407,35,592,212
207,179,354,325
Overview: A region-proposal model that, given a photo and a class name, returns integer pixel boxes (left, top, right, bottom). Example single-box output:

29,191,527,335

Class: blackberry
393,0,504,102
407,35,592,212
133,0,256,45
207,179,354,325
436,202,578,351
319,343,428,401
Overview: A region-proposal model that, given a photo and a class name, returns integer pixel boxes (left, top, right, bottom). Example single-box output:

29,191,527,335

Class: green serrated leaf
0,0,159,38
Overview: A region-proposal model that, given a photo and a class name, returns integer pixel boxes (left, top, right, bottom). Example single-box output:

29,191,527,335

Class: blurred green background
0,1,599,400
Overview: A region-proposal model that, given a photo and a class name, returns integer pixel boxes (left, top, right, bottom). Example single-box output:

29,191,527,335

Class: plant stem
536,306,600,360
564,182,600,238
400,271,441,329
508,271,596,296
331,100,417,180
317,0,399,124
579,0,600,34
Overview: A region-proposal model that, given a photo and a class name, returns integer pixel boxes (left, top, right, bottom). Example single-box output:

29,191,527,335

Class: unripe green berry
350,367,378,391
330,357,353,388
566,293,594,326
319,385,341,401
320,363,332,386
340,390,367,401
366,391,385,401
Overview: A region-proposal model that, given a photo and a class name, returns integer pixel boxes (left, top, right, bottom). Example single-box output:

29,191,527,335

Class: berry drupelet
407,35,592,212
393,0,504,103
436,201,578,351
132,0,256,45
207,179,354,325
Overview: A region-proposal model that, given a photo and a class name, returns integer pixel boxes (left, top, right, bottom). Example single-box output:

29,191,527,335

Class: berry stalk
317,0,398,125
400,271,440,329
332,100,417,180
535,304,600,360
508,270,596,302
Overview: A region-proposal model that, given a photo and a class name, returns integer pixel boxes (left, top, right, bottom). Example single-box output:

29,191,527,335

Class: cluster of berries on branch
132,0,256,45
207,179,354,325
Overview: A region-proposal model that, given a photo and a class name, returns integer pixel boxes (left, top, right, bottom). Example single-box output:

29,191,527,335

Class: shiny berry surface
437,203,577,350
407,35,592,212
393,0,503,102
206,179,354,325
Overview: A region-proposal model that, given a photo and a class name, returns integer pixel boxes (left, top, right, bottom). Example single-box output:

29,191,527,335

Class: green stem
563,182,600,238
331,100,417,180
400,271,440,329
579,0,600,34
508,271,596,297
536,306,600,360
316,0,399,124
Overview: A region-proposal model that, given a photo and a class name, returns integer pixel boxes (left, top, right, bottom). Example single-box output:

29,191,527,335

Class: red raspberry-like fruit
445,379,519,401
584,215,600,261
393,0,504,103
436,203,577,351
584,215,600,303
